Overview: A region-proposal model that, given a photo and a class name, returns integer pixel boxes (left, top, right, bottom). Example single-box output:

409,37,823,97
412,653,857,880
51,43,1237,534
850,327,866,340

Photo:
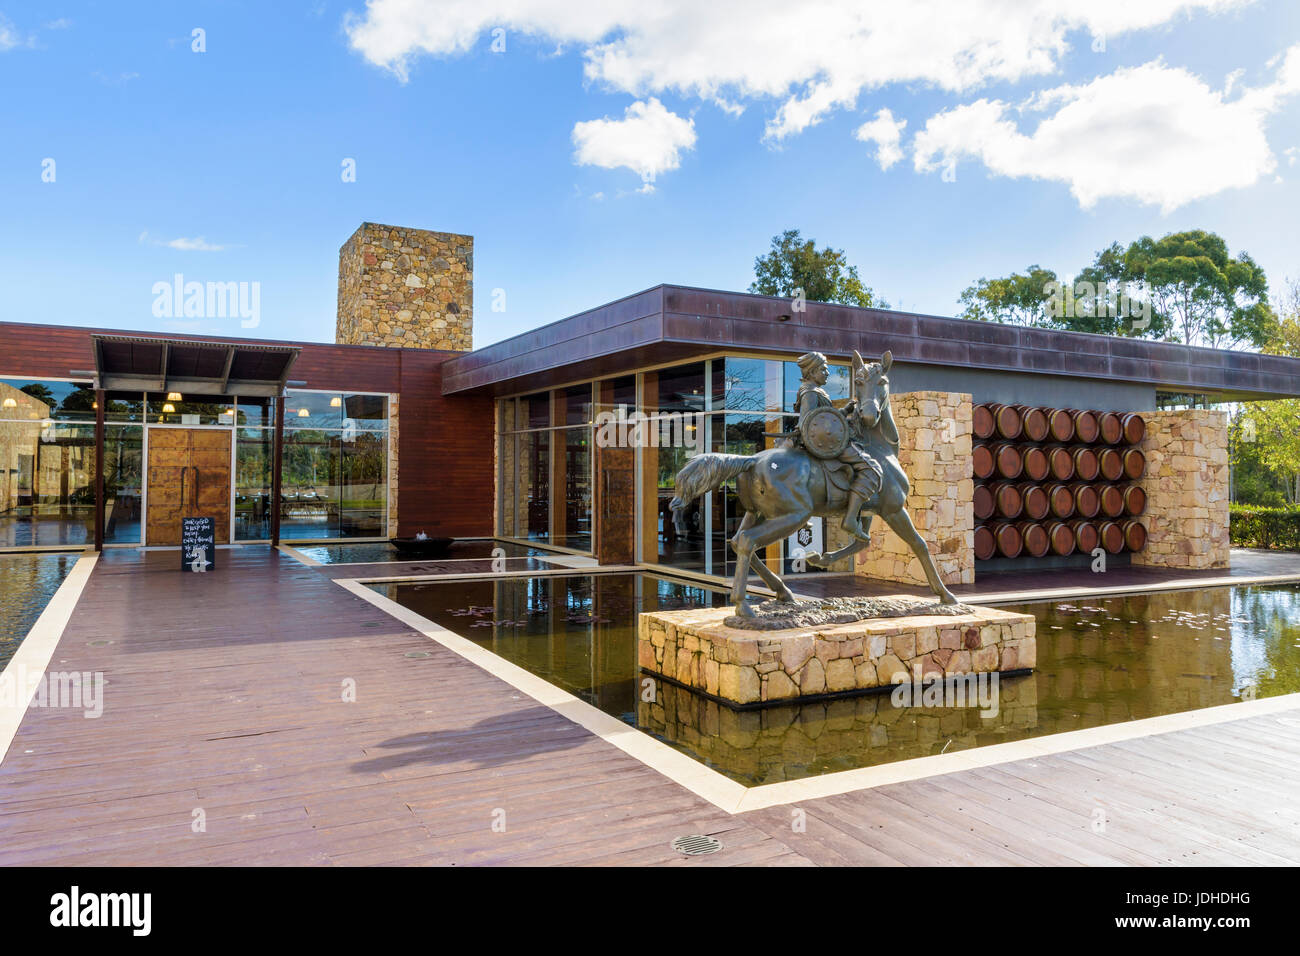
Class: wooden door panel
146,429,232,545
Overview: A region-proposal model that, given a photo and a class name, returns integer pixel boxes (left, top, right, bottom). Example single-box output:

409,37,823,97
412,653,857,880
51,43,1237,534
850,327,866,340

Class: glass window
103,425,142,544
560,385,592,426
713,358,783,413
653,362,706,414
147,393,237,426
0,421,95,547
282,390,343,429
104,391,145,423
554,426,591,551
235,396,276,429
523,392,550,429
783,359,850,412
0,379,96,423
235,428,273,541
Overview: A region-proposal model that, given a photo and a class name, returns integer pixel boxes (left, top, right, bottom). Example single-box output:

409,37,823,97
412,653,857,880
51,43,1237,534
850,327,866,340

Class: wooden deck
2,547,1299,866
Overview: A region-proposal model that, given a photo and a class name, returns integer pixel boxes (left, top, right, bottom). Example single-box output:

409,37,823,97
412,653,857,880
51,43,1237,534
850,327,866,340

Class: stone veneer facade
855,391,975,586
336,222,473,350
638,604,1035,707
1131,408,1230,570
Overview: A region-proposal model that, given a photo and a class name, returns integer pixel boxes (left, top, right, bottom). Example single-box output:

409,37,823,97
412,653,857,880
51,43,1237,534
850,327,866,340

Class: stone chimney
336,222,473,350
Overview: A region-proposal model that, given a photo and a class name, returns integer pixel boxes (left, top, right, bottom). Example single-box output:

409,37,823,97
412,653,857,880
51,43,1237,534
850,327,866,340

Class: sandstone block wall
336,222,473,350
855,391,974,586
638,604,1034,706
1132,408,1230,569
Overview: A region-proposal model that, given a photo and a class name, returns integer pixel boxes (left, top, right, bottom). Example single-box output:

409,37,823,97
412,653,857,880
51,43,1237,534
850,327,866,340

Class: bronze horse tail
669,453,753,513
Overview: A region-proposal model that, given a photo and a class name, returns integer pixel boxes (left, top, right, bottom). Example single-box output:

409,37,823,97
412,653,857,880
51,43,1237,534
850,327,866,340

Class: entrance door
146,429,232,545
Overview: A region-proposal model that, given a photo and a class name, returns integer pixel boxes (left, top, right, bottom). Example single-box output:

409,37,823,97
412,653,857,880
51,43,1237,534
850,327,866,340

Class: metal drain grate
671,834,722,856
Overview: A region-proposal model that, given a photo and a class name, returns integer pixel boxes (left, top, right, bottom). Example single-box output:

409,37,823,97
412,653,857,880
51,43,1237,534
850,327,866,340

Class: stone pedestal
638,602,1035,707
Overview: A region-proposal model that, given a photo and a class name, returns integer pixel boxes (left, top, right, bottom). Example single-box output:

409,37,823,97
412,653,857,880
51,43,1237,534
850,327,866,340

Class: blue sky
2,1,1298,348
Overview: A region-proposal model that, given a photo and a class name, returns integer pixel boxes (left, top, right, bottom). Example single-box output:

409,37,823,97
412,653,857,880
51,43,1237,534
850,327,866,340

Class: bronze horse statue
670,350,958,617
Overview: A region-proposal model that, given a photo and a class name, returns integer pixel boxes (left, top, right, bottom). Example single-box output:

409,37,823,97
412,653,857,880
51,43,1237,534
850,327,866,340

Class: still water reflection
1,552,79,669
377,574,1300,786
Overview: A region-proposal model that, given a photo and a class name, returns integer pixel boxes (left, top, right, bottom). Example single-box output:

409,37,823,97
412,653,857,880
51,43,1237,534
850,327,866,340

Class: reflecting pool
0,552,79,669
296,539,551,565
375,573,1300,786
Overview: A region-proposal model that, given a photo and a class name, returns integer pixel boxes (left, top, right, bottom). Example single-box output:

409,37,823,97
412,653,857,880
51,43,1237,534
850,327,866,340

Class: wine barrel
1016,482,1050,521
990,403,1023,441
1121,484,1147,516
1120,412,1146,445
1017,405,1050,443
993,442,1024,480
1045,444,1075,481
1046,407,1075,443
990,481,1024,519
1069,519,1100,554
1046,483,1076,519
1016,521,1051,558
1071,445,1100,481
1022,444,1050,482
990,521,1023,558
973,403,996,440
1098,446,1124,482
1121,519,1147,552
1069,408,1100,443
974,525,997,561
973,484,995,521
1070,482,1101,518
1122,447,1146,480
973,443,995,480
1045,520,1076,556
1097,411,1124,445
1097,519,1126,554
1098,483,1125,518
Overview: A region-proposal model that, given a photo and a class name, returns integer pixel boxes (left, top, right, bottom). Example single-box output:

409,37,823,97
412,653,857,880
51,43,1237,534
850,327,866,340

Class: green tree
1123,230,1274,350
1240,281,1300,504
750,229,886,307
958,265,1060,327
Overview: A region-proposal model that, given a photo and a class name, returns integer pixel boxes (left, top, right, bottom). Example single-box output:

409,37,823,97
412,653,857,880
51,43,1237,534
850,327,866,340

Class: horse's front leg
807,514,873,567
880,508,958,604
729,511,758,616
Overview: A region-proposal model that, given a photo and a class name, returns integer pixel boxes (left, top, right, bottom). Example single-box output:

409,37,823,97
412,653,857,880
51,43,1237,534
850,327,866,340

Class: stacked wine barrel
972,404,1148,561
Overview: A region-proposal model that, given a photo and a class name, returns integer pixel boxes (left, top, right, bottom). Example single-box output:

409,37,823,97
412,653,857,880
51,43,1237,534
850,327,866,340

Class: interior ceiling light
166,391,182,401
1,398,16,408
330,396,342,407
298,407,310,417
162,403,176,413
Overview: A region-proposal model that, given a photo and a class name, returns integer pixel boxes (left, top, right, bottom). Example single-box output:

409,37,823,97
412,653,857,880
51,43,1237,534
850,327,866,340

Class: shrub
1230,505,1300,550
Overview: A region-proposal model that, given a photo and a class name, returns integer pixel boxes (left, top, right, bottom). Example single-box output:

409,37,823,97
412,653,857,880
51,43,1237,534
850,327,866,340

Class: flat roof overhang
441,285,1300,401
91,334,300,398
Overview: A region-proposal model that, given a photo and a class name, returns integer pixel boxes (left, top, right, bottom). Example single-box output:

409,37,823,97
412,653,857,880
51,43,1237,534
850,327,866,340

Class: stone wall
855,391,974,586
638,604,1035,706
1131,409,1230,569
336,222,473,350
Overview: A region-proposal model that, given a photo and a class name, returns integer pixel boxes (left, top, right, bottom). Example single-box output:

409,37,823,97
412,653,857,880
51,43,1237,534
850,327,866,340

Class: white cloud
166,237,226,251
912,48,1300,211
139,231,228,251
855,108,907,170
0,14,32,50
572,97,696,182
345,0,1252,142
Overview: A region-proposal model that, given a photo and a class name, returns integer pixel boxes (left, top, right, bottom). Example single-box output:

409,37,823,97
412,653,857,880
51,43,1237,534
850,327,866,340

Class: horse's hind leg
731,510,812,615
880,508,958,604
808,514,873,567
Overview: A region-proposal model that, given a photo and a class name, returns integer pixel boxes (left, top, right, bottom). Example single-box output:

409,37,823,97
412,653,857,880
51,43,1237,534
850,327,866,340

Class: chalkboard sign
181,516,216,572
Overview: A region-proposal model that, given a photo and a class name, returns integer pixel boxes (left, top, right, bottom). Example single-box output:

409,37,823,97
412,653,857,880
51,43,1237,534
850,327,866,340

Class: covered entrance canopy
87,335,301,550
90,334,299,398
